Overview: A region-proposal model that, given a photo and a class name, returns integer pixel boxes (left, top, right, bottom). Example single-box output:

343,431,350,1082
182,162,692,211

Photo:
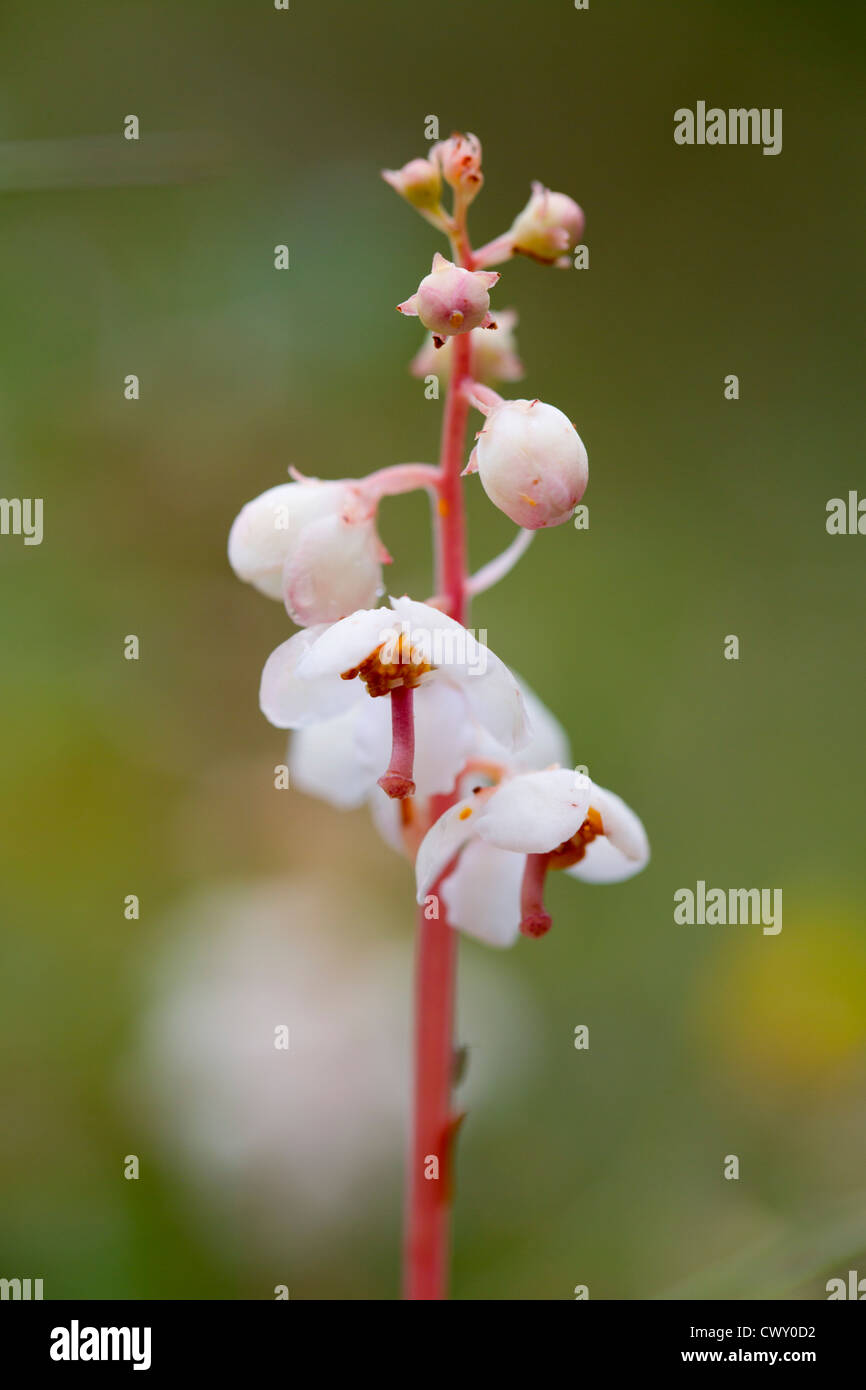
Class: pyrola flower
410,309,524,385
228,477,386,626
415,771,649,946
465,392,588,529
508,182,585,265
398,253,499,348
259,596,528,801
381,156,443,215
432,132,483,202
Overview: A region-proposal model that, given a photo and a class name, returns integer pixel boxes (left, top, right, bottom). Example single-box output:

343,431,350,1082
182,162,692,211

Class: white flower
125,877,541,1255
228,477,385,625
415,771,649,948
466,395,589,530
410,309,524,385
260,596,529,801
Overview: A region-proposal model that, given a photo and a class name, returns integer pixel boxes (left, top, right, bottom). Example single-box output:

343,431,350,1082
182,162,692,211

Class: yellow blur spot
458,807,473,820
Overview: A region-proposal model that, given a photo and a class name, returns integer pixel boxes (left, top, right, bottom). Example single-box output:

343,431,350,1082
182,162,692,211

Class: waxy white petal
289,707,374,809
441,839,523,948
260,626,360,729
295,607,397,681
513,678,569,767
567,784,649,883
477,768,591,853
284,513,383,627
228,480,346,600
415,796,484,901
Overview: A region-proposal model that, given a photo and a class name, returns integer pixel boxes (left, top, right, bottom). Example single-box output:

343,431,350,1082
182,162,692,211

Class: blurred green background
1,0,865,1300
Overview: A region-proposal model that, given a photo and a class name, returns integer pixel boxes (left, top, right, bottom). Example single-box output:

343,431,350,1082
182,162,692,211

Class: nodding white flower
260,596,529,802
431,132,483,201
410,308,524,385
228,477,386,626
381,156,443,214
360,674,572,860
415,771,649,947
509,182,585,266
465,391,588,529
398,253,499,348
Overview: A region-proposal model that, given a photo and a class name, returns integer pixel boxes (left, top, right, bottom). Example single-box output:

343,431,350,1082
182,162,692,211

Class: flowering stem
405,862,459,1300
434,332,472,626
404,237,475,1301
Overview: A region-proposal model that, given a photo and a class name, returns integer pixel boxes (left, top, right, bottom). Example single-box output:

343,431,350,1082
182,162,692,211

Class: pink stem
378,685,416,800
361,462,442,502
404,228,475,1302
435,332,472,625
404,850,458,1300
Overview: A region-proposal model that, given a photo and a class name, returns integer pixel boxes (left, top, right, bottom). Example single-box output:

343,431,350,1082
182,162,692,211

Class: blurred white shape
124,876,538,1252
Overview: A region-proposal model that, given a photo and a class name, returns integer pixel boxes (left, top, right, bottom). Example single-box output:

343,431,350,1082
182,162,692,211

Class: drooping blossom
228,476,387,626
415,769,649,947
398,253,499,347
259,596,529,801
464,387,589,529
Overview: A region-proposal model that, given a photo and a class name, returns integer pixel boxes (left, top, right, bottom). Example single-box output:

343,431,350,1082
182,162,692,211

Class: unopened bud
509,182,585,265
381,156,442,214
467,398,588,529
432,132,483,202
398,252,499,347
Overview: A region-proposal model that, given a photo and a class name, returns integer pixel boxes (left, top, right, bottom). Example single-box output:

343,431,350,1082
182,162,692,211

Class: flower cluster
228,130,648,950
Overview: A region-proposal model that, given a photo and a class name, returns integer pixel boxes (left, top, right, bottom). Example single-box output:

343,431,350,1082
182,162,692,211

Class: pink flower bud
381,156,442,214
509,182,585,265
397,252,499,348
431,132,483,201
467,398,588,529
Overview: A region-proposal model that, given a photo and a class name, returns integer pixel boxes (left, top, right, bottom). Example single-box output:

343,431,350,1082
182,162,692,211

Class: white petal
414,796,481,902
367,784,408,855
459,648,530,752
413,683,478,798
228,480,345,600
284,513,383,627
567,784,650,883
476,768,591,853
296,607,397,680
353,680,475,801
289,706,373,809
513,677,571,769
388,596,528,751
260,626,360,729
441,840,523,948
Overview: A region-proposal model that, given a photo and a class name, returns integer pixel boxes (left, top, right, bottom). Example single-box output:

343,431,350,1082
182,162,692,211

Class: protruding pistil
378,684,417,800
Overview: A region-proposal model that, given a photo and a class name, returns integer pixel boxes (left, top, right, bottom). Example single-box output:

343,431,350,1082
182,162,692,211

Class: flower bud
467,399,588,529
508,182,585,265
283,506,384,627
398,252,499,347
432,132,483,201
228,478,384,623
381,156,442,214
410,309,524,385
